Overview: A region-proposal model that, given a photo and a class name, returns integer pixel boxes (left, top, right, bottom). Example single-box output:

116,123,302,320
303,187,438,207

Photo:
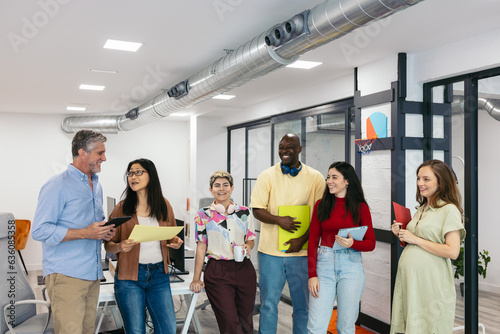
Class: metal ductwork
452,96,500,121
62,0,425,133
478,97,500,120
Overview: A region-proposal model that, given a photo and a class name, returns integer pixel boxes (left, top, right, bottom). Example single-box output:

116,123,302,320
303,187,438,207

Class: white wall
222,74,354,127
412,28,500,86
195,116,228,200
0,113,73,270
183,115,229,250
357,55,398,323
0,112,190,270
477,110,500,293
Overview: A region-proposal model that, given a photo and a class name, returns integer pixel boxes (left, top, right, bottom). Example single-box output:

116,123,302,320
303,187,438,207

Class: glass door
229,127,246,206
475,75,499,332
431,82,467,328
247,124,272,202
246,124,272,273
425,68,500,333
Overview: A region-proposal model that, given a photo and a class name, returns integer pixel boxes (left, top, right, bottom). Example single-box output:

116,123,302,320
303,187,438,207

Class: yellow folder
278,205,310,251
128,225,183,243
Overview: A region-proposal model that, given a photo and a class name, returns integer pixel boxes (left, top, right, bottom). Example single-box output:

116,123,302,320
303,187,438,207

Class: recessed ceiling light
286,60,323,69
103,39,142,52
79,84,105,91
89,68,118,74
67,106,87,111
170,112,192,117
212,94,235,100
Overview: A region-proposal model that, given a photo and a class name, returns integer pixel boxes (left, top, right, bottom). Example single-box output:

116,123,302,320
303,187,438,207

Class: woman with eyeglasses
105,158,183,334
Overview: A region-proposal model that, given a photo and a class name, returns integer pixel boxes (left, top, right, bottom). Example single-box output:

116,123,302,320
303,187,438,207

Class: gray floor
28,270,499,334
28,270,293,334
453,286,500,334
171,291,278,334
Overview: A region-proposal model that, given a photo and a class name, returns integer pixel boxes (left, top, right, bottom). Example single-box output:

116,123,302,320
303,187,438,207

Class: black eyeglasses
127,170,148,177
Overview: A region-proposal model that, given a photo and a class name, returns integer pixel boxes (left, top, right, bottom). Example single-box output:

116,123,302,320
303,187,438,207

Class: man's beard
88,161,101,174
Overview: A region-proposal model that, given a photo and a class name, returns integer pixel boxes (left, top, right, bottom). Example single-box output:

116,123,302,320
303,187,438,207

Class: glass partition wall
227,99,355,302
424,68,500,334
228,100,355,206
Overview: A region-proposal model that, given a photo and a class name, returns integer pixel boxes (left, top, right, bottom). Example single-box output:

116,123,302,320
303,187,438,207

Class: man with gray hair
33,130,115,334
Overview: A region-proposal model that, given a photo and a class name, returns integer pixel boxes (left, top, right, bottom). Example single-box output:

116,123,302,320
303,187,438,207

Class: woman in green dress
390,160,465,334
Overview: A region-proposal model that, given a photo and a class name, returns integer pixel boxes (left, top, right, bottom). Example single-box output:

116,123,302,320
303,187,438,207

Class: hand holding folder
392,202,412,247
128,225,183,243
278,205,310,251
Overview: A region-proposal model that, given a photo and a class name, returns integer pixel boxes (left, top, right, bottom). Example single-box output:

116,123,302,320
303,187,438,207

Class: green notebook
278,205,310,251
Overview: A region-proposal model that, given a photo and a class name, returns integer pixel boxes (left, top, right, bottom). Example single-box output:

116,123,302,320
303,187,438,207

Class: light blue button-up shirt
32,164,105,280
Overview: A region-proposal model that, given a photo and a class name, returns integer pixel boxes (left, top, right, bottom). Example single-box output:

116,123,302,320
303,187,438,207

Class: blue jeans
114,262,176,334
307,247,365,334
258,252,309,334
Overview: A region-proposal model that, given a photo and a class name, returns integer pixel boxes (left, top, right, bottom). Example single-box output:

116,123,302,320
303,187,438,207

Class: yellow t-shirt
250,163,326,257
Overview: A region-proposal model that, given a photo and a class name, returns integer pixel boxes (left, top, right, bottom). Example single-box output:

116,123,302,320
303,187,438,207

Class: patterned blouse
194,203,256,260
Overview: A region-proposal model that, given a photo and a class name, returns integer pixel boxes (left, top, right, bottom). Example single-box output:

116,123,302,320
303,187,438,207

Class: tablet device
104,216,132,228
332,225,368,250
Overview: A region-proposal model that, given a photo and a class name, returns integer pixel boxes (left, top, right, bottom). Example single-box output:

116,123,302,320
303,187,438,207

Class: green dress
390,201,465,334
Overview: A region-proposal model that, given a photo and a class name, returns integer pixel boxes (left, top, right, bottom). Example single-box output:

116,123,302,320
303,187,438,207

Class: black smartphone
103,216,132,228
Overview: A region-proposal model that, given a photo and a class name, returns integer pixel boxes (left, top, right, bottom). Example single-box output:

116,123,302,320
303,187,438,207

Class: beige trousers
45,273,100,334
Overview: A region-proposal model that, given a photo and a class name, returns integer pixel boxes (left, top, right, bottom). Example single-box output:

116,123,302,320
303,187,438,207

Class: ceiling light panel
66,106,87,111
286,60,323,69
89,68,118,74
170,112,192,117
103,39,142,52
79,84,105,91
212,94,235,100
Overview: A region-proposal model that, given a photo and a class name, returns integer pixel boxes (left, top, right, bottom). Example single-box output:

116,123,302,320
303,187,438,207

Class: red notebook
392,202,412,247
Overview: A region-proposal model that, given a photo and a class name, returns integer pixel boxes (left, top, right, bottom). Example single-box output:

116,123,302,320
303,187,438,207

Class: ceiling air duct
62,0,425,133
452,96,500,121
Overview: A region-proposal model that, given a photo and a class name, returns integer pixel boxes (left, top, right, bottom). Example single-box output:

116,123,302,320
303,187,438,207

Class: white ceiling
1,0,499,120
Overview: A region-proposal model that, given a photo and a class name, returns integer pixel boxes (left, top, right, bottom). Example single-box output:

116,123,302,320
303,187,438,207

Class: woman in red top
307,161,376,334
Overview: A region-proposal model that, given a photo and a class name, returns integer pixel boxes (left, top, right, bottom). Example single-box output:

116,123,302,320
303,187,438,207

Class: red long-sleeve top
307,197,376,278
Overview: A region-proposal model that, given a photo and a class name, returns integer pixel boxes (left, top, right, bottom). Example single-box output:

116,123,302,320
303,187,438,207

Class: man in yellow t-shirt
250,133,326,334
